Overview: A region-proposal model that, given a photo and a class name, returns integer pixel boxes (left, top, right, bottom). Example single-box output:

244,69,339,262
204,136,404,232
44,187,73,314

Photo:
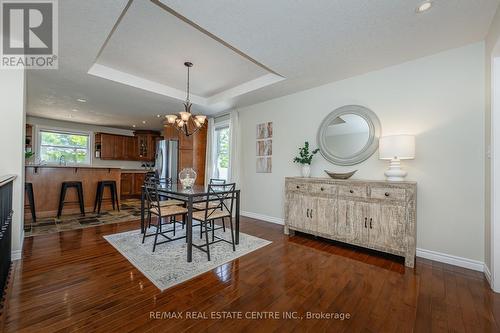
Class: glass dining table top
146,182,240,197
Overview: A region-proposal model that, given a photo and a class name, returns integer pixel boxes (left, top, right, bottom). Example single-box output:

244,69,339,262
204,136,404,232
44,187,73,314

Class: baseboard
416,248,484,272
240,211,487,274
240,211,284,225
484,264,492,283
11,250,22,261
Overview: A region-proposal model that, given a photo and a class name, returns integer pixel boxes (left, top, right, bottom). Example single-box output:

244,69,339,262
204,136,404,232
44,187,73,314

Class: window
38,129,90,165
213,125,230,181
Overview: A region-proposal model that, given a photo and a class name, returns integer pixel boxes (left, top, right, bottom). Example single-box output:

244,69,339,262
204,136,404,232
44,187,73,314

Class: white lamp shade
379,135,415,160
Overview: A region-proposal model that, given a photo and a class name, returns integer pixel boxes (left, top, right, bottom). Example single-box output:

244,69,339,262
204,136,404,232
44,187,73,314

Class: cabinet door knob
320,187,324,191
296,185,300,189
370,218,373,229
385,192,390,197
349,189,354,194
364,217,367,228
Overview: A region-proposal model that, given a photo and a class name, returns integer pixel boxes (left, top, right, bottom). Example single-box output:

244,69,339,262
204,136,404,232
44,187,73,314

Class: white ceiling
27,0,499,130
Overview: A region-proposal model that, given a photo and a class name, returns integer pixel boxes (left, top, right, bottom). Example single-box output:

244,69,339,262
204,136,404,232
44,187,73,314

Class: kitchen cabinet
95,131,159,161
163,125,207,186
120,172,148,198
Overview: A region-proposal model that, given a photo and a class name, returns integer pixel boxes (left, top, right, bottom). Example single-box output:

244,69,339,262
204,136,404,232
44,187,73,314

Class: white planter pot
301,164,311,178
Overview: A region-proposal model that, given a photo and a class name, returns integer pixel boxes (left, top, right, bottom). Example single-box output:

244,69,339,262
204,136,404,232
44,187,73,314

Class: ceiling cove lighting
416,1,432,13
76,98,87,103
163,62,207,137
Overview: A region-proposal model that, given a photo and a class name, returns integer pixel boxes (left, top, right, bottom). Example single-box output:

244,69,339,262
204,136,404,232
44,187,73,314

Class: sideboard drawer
286,182,310,193
371,187,405,201
338,185,367,198
310,183,337,195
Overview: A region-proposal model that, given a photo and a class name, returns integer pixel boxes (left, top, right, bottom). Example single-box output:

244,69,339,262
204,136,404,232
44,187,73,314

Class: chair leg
77,184,85,216
110,185,116,210
57,184,67,218
93,182,101,213
229,216,236,251
97,183,103,214
200,221,203,239
114,183,120,211
173,217,176,236
142,221,148,244
27,185,36,222
204,221,211,261
211,219,215,242
222,217,225,232
153,217,161,252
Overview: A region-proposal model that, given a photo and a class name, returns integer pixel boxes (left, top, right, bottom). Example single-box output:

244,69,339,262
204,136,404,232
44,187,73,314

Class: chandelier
164,62,207,136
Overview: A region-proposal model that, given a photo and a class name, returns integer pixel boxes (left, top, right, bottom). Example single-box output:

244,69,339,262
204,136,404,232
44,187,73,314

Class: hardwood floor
1,217,499,332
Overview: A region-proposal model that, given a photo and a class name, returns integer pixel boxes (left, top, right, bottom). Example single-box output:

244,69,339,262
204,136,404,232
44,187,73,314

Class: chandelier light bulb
165,115,177,124
179,111,191,122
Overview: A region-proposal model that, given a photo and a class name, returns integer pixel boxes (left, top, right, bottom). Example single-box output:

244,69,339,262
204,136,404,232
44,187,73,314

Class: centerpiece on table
179,168,197,189
293,141,320,178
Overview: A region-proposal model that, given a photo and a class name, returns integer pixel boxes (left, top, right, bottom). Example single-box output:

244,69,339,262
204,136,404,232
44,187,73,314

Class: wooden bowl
324,170,357,180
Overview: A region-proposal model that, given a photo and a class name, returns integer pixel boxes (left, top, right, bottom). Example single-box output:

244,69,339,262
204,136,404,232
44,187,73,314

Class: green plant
293,141,319,165
25,151,34,159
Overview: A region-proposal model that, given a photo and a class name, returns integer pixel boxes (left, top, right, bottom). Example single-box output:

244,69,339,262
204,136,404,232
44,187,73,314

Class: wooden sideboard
284,177,417,267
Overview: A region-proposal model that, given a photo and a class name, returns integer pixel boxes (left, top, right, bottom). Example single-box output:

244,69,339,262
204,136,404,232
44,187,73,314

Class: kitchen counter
26,165,121,170
121,169,152,173
25,166,121,219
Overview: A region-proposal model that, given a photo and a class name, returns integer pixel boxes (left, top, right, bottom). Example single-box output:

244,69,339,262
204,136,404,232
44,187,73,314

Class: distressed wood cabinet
284,177,417,267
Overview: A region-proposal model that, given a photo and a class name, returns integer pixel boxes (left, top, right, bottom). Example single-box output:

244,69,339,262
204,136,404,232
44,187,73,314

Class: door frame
492,55,500,292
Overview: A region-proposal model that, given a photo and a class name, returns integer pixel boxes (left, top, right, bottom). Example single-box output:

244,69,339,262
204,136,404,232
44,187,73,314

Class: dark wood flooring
1,217,499,332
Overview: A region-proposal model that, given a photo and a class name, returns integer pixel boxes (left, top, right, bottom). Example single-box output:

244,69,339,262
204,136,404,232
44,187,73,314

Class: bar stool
24,182,36,222
57,181,85,218
93,180,119,214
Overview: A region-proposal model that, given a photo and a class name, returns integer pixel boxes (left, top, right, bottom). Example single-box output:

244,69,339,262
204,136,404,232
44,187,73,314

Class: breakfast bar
25,166,121,219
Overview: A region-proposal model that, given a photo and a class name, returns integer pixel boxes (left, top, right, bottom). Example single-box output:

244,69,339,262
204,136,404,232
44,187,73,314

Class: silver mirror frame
317,105,381,166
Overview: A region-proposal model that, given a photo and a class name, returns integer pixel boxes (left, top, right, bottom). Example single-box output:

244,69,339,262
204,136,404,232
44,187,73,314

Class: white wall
26,116,144,169
485,6,500,289
0,68,26,259
239,42,485,262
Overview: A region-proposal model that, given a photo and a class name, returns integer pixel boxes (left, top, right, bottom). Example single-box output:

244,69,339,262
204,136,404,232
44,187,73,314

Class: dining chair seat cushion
193,208,231,221
151,205,188,217
159,199,184,207
192,201,220,210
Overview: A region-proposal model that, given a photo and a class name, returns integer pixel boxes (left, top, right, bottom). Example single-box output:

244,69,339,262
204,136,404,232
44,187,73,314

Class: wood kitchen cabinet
163,125,207,186
95,131,159,161
120,172,148,198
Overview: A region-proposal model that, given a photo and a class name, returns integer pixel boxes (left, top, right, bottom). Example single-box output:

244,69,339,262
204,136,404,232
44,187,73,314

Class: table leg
140,187,145,234
187,196,193,262
236,190,240,244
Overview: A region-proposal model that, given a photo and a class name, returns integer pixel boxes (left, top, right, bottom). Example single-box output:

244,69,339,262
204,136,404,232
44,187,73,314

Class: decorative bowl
324,170,357,180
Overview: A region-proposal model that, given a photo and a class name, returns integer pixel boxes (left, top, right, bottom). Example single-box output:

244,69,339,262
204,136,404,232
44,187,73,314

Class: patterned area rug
104,225,272,291
24,199,143,237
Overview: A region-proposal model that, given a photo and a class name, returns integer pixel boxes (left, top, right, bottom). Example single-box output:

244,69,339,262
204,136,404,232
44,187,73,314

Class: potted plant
293,141,320,177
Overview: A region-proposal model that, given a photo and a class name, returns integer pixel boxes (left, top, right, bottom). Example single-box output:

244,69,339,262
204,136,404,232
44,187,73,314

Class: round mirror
317,105,381,166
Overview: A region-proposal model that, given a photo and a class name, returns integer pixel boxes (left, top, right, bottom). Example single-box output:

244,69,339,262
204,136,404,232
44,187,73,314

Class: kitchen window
38,129,91,165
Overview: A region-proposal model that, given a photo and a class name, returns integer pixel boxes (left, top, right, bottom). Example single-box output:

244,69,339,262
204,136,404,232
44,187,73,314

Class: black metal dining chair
143,176,184,230
193,179,227,236
142,179,188,252
192,183,237,261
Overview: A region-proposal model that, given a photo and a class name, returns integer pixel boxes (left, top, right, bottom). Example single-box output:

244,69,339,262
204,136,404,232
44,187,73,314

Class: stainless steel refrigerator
155,140,178,182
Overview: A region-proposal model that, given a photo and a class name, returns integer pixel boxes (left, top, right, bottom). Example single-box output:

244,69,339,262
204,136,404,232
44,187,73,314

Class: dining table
140,182,241,262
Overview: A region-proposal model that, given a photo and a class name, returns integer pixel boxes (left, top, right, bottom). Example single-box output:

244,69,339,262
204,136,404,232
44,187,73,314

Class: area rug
104,225,272,291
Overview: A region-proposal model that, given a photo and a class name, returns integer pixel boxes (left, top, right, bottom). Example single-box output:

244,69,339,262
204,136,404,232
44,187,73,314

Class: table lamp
379,135,415,181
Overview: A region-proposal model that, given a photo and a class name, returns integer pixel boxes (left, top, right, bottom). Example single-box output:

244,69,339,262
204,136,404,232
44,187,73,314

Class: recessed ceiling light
416,1,432,13
71,109,78,112
76,98,87,103
156,114,161,118
142,120,146,124
132,124,136,128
